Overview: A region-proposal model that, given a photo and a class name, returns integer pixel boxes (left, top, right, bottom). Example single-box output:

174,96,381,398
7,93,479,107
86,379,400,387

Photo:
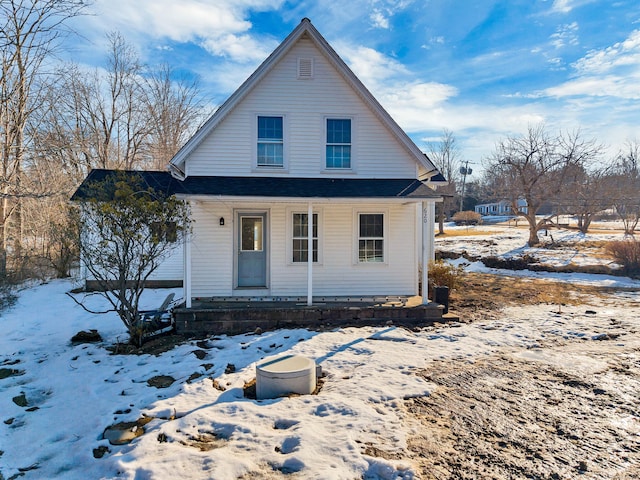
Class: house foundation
173,297,458,336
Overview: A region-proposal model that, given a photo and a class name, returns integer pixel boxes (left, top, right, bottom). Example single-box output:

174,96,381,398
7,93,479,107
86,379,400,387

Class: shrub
427,259,465,293
0,281,17,311
606,239,640,277
452,210,482,225
483,254,538,270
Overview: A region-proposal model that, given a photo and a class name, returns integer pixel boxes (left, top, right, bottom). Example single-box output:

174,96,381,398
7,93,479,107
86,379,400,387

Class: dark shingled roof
72,169,440,201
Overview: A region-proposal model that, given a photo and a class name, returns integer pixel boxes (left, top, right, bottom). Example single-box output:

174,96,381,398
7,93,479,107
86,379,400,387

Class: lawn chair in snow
136,293,179,341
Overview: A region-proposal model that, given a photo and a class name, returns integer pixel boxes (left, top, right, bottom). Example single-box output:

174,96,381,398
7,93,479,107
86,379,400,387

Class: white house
475,198,528,216
75,19,445,305
165,19,446,307
167,19,445,308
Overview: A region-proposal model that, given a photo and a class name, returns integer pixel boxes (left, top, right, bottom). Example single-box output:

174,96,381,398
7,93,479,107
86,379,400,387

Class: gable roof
168,18,442,182
72,169,442,201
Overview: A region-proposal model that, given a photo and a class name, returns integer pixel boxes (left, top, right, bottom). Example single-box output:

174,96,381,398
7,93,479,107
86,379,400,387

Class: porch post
307,202,313,306
421,201,435,305
184,222,192,308
428,201,436,262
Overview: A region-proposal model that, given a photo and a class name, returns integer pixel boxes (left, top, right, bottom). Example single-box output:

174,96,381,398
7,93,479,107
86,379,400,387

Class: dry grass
436,229,499,238
449,272,611,322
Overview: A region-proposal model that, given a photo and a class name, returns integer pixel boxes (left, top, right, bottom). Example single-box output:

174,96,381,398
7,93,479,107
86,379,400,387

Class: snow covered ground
436,220,625,268
1,223,639,479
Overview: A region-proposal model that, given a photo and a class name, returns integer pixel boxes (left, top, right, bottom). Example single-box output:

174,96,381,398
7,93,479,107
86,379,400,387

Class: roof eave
176,194,442,204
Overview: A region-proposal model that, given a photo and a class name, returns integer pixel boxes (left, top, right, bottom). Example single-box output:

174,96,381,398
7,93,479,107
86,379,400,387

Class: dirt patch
449,272,614,322
405,352,640,479
107,333,187,356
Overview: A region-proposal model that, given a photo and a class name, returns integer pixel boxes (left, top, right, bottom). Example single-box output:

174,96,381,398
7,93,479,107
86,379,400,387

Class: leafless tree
609,140,640,235
428,129,461,235
143,64,206,170
23,32,206,280
65,32,150,171
556,164,611,234
0,0,88,277
484,125,603,246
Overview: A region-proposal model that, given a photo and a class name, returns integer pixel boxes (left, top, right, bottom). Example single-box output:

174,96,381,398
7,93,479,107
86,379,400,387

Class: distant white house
475,199,528,216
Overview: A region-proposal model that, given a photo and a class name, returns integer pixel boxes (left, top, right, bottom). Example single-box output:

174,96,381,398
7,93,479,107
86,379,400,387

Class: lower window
358,213,384,262
292,213,318,262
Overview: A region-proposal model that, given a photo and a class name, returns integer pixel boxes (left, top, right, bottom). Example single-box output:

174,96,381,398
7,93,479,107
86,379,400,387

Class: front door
237,213,267,287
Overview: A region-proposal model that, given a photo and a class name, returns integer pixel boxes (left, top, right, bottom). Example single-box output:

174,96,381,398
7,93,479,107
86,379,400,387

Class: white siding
148,247,183,281
189,201,234,298
189,200,419,298
85,241,183,283
186,37,418,179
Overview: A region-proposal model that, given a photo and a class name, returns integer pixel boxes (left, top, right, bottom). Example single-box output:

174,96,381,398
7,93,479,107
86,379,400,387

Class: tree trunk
525,213,540,246
437,202,445,235
528,228,540,247
578,214,592,234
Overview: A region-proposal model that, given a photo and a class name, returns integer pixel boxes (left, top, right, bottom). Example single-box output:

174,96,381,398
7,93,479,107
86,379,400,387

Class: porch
173,296,458,336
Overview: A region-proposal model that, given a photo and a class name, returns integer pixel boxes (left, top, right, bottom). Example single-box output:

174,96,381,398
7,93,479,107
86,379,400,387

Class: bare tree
0,0,88,277
609,141,640,235
428,129,461,234
557,164,610,234
38,34,206,174
24,32,206,281
68,32,150,170
485,125,603,246
143,64,205,170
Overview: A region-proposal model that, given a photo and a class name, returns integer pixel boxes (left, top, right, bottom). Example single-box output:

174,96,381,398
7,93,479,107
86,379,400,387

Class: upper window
257,116,283,167
358,213,384,262
292,213,318,263
326,119,351,169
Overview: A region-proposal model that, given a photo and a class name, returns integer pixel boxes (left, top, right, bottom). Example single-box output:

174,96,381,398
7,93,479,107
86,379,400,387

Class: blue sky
66,0,640,166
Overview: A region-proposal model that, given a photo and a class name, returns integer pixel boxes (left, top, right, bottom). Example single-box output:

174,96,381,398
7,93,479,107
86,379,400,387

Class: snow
438,221,628,266
1,223,639,479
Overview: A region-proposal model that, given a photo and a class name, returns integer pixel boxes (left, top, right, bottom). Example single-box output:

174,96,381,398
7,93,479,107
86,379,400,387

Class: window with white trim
257,116,283,167
358,213,384,262
326,118,351,169
292,213,318,262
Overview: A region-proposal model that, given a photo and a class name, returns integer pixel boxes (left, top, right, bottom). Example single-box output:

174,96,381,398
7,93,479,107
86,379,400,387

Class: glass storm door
237,213,267,287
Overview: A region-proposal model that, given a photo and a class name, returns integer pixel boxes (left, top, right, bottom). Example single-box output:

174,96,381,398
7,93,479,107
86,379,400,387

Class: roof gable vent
297,57,313,79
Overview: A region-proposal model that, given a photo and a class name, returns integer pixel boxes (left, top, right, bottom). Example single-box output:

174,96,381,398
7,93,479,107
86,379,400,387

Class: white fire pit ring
256,355,316,400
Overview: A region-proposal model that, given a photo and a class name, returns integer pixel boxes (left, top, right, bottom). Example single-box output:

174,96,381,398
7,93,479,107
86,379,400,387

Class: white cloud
550,0,595,14
550,22,579,49
573,29,640,74
370,10,390,29
551,0,575,13
545,74,640,99
543,30,640,99
336,42,410,85
201,33,277,63
333,42,457,128
85,0,281,62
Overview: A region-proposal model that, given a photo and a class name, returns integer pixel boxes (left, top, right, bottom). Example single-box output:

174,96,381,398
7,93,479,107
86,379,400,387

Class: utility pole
459,161,473,212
